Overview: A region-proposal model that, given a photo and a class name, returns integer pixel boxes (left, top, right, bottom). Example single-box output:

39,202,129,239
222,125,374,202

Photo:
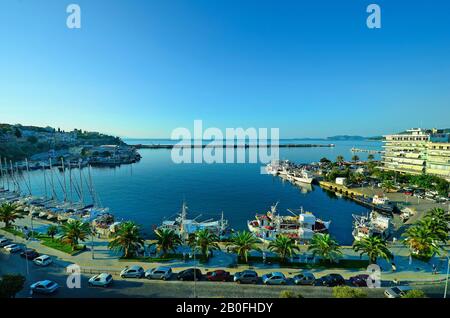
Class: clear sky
0,0,449,138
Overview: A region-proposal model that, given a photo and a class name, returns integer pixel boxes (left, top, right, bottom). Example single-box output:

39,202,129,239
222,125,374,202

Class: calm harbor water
15,140,382,245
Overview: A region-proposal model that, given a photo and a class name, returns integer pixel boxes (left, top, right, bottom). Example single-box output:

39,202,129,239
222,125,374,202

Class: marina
0,140,382,245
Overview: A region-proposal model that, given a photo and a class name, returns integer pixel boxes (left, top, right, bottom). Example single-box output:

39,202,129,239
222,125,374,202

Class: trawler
247,203,331,244
158,202,229,240
352,211,393,241
291,169,314,184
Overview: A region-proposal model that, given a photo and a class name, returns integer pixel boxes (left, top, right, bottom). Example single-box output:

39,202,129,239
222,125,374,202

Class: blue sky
0,0,449,138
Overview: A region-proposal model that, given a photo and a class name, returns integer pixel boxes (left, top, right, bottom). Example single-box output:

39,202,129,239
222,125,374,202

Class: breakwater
135,143,336,149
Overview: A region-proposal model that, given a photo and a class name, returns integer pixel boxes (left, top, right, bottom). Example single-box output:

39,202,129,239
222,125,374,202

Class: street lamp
444,256,449,299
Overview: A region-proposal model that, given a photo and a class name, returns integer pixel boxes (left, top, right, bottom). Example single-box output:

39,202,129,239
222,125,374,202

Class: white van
33,255,53,266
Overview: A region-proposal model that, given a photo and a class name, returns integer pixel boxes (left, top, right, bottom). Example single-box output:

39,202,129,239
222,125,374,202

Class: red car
206,270,231,282
349,274,369,287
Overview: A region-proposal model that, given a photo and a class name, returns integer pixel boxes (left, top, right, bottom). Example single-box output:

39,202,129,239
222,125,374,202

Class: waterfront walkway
1,215,448,286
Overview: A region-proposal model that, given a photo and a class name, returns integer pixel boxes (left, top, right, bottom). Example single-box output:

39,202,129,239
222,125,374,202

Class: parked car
384,286,412,298
145,266,172,280
4,243,22,253
177,268,203,281
320,274,346,287
206,270,231,282
293,271,316,285
120,265,145,278
30,280,59,295
88,273,113,287
233,270,258,284
262,272,287,285
0,238,11,247
349,274,369,287
20,249,40,260
33,255,53,266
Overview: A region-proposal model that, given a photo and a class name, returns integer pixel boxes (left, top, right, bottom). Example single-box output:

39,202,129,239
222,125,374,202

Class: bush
279,290,304,298
332,286,367,298
0,274,26,298
401,289,426,298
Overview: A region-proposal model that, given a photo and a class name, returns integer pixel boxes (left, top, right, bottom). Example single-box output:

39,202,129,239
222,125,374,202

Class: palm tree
367,154,374,161
424,208,450,243
351,155,360,162
353,236,393,264
225,231,261,263
336,155,344,164
308,233,342,263
268,235,300,263
60,220,92,251
109,221,145,258
191,229,220,260
46,225,58,240
381,180,395,193
402,221,443,258
152,228,182,257
0,202,23,228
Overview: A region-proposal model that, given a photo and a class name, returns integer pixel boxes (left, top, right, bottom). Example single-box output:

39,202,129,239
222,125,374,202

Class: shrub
332,286,367,298
401,289,426,298
279,290,304,298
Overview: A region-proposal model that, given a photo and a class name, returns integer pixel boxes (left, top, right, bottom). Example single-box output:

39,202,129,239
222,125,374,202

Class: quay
135,143,336,149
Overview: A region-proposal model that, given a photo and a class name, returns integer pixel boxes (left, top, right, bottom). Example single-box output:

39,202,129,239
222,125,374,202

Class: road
0,250,392,298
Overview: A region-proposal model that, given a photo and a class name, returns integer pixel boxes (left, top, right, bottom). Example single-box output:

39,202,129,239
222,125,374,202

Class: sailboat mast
79,160,84,205
49,158,57,200
43,165,47,198
25,158,32,195
69,164,73,203
0,156,3,190
61,157,67,202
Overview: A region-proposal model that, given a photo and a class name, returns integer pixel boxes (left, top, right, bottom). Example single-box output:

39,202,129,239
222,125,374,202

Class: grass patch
40,236,86,256
119,253,204,263
2,226,26,238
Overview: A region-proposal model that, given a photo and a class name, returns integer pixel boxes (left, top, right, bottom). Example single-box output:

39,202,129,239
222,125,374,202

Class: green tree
401,289,427,298
268,235,300,263
332,286,367,298
225,231,261,263
152,228,182,257
60,220,92,251
336,155,345,164
381,180,395,193
320,157,331,164
109,221,145,258
351,155,360,162
46,225,59,240
308,233,342,263
402,220,444,259
423,208,450,243
353,236,393,264
0,274,26,298
367,154,375,161
191,229,220,260
0,203,23,228
14,128,22,138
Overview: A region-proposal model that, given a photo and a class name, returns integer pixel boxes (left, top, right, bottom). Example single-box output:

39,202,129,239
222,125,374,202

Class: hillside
0,123,125,161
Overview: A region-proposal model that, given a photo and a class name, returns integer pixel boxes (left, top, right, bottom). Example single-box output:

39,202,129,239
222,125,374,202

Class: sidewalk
1,216,448,284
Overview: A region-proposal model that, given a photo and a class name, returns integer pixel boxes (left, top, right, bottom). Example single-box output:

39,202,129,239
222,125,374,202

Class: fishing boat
291,169,314,184
352,211,393,241
158,202,229,240
247,203,330,244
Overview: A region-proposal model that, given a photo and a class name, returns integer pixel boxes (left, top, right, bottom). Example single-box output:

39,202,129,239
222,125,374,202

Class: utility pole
444,256,449,299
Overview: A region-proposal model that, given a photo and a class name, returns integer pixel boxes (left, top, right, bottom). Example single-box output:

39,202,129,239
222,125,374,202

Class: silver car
262,272,287,285
145,266,172,280
30,280,59,295
88,273,113,287
293,272,316,285
120,265,145,278
384,286,412,298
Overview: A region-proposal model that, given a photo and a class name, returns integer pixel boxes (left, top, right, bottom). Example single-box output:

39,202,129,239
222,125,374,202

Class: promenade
1,215,448,286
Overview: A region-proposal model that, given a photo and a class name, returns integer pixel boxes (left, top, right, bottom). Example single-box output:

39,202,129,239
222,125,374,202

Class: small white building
335,177,347,186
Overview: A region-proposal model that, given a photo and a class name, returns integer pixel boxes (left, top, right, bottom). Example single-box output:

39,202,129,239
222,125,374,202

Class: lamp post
444,256,449,299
